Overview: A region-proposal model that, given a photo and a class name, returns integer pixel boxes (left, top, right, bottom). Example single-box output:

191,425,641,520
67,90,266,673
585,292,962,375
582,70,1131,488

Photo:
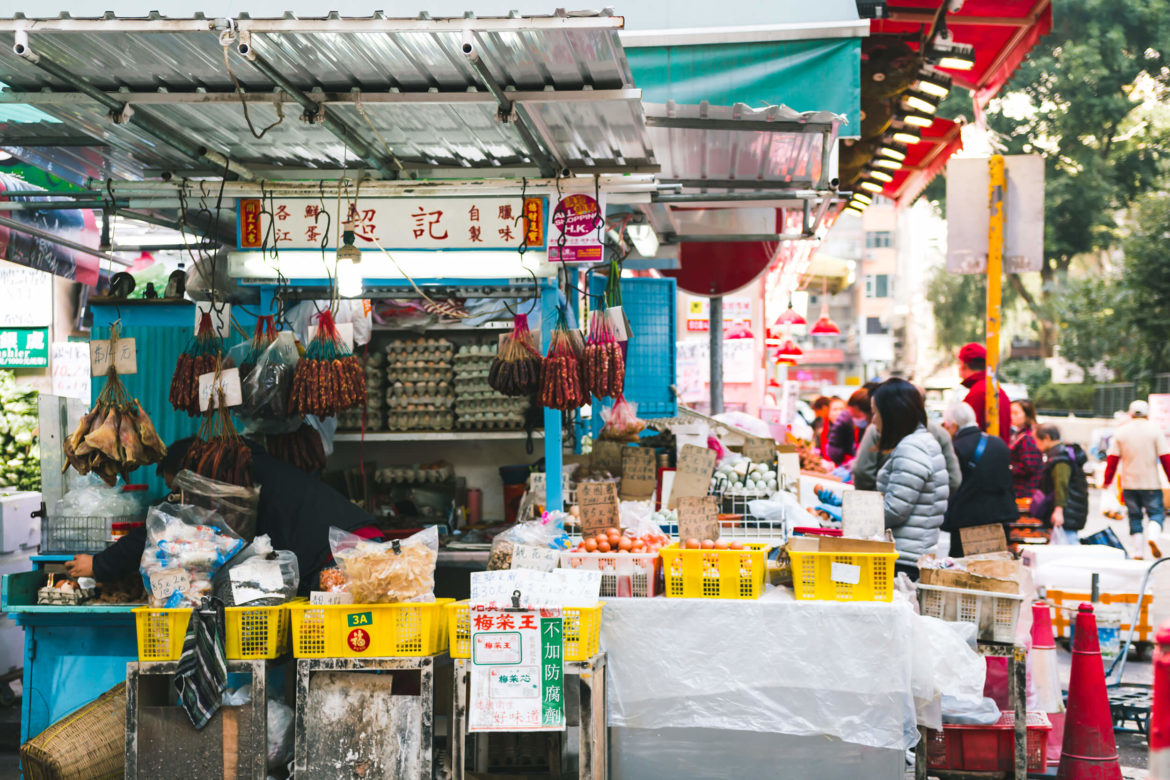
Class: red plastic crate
927,711,1051,774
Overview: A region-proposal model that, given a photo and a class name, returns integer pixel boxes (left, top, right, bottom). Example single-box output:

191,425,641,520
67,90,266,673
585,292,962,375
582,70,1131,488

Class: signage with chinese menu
0,327,48,367
237,196,546,251
469,605,565,732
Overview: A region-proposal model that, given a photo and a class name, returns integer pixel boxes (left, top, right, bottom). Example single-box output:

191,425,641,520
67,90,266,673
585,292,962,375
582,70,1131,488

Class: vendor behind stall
64,437,380,594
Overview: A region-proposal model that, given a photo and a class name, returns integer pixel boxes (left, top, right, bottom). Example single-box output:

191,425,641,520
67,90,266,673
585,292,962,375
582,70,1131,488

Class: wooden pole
986,155,1006,437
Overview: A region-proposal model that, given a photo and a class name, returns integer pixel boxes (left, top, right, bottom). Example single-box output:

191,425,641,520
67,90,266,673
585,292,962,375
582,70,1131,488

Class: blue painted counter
1,557,137,746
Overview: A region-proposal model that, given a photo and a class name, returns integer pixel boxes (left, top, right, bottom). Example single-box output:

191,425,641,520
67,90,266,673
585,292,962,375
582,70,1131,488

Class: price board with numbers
89,337,137,375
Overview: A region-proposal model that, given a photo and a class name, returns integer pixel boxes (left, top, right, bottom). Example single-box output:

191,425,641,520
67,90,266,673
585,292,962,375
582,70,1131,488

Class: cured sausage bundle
170,312,224,416
488,313,543,397
287,310,366,417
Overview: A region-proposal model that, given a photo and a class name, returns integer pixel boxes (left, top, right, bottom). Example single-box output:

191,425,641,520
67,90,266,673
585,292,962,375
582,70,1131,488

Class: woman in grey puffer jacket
872,379,951,575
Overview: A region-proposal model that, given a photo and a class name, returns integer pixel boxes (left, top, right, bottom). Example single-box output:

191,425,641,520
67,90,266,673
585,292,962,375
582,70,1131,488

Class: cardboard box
786,535,897,555
918,568,1020,595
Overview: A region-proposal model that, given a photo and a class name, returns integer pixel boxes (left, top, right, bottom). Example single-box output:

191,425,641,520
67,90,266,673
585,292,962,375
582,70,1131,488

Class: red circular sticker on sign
551,194,599,237
347,628,371,653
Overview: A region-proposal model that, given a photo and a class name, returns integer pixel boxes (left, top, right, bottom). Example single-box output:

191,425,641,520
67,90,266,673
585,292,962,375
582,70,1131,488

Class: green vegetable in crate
0,370,39,489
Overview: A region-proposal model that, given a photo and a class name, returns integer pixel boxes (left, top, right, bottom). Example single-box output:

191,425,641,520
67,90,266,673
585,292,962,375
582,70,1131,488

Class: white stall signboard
469,605,565,732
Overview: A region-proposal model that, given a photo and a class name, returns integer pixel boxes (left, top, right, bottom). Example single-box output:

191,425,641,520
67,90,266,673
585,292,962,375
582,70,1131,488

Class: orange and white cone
1030,601,1065,767
1151,622,1170,778
1057,603,1121,780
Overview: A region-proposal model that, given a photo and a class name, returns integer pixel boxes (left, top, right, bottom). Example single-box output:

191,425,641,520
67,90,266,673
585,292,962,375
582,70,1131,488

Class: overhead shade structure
880,118,964,206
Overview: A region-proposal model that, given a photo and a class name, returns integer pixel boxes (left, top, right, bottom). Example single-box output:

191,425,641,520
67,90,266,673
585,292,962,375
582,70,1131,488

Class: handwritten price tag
150,568,191,599
198,367,243,411
591,440,625,477
578,481,620,538
620,447,657,500
742,438,777,466
510,544,561,572
194,301,233,338
89,337,137,376
677,495,720,542
667,444,717,508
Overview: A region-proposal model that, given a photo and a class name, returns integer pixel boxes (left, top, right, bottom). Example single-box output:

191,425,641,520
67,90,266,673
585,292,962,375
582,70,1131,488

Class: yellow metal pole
986,155,1006,438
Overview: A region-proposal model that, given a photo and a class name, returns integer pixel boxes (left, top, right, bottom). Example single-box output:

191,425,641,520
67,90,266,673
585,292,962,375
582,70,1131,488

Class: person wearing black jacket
64,438,380,594
941,402,1019,557
1034,424,1090,545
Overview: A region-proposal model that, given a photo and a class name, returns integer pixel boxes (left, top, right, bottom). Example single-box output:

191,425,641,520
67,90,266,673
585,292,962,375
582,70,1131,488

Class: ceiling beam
0,14,624,34
645,115,836,135
0,88,642,107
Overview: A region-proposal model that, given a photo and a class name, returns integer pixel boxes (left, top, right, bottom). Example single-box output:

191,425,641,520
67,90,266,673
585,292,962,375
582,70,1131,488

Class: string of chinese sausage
287,309,367,417
182,364,254,488
64,322,167,486
169,311,224,416
540,305,588,411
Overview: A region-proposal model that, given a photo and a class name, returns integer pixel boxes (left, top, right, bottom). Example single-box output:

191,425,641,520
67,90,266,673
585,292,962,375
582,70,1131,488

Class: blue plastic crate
588,276,677,436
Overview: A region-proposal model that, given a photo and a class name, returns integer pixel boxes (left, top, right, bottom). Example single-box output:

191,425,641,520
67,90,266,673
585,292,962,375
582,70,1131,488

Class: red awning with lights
887,117,964,207
874,0,1053,108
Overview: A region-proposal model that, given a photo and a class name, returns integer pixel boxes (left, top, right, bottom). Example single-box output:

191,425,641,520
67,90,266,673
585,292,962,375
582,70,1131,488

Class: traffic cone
1057,603,1121,779
1151,622,1170,778
1030,601,1066,767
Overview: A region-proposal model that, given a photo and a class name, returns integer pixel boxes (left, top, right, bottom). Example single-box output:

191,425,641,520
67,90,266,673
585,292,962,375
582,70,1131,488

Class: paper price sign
470,607,565,732
960,524,1008,555
528,472,547,503
511,544,561,572
591,440,624,477
577,481,620,537
742,438,777,466
198,367,243,411
194,301,233,339
677,495,720,542
89,337,137,376
150,568,191,599
842,491,885,540
308,321,355,352
667,444,717,508
620,447,657,500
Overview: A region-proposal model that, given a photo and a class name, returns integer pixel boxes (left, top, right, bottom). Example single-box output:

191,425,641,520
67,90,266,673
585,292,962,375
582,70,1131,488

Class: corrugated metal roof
0,12,655,179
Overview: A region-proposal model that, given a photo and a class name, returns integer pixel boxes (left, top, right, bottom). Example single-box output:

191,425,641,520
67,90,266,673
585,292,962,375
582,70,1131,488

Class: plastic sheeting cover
602,594,985,751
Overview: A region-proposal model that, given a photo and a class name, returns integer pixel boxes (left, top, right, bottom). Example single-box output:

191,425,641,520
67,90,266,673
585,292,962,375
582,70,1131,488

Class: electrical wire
220,37,285,140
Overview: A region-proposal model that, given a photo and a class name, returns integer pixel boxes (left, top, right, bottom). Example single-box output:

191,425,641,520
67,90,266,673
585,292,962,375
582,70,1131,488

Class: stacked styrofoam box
383,337,455,431
453,343,528,430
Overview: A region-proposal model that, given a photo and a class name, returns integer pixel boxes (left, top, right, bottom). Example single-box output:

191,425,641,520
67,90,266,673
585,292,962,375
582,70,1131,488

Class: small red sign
347,627,371,653
239,199,263,248
523,197,544,247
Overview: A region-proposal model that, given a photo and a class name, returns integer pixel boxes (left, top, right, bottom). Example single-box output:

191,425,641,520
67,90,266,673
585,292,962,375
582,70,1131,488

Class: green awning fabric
627,38,861,136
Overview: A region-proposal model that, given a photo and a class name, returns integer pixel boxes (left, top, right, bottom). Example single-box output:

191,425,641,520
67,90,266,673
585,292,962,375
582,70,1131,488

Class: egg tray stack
454,343,529,430
338,351,386,430
384,337,455,431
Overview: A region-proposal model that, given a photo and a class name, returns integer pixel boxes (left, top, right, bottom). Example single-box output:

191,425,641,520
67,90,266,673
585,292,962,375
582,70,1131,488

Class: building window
865,274,890,298
865,231,893,249
866,316,888,335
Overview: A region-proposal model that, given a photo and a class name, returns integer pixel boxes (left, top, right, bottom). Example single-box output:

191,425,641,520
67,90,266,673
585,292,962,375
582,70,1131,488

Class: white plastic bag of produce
212,533,300,606
328,525,439,603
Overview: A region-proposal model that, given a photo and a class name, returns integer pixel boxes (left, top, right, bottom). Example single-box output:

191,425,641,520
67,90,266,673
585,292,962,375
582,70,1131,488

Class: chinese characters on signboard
238,197,546,251
469,606,565,733
0,261,52,327
0,328,48,367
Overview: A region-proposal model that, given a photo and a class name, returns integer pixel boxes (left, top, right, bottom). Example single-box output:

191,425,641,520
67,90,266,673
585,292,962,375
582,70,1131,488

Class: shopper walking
1103,399,1170,555
873,379,950,578
941,402,1019,557
826,388,871,466
1033,424,1089,546
853,409,961,494
811,396,833,457
1009,399,1044,501
957,342,1012,443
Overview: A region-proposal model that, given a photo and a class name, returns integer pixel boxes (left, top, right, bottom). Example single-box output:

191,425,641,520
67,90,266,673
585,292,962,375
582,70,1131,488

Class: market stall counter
602,590,983,780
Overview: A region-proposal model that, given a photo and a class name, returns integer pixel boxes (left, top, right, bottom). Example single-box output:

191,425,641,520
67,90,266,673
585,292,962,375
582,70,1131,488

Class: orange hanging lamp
809,279,841,335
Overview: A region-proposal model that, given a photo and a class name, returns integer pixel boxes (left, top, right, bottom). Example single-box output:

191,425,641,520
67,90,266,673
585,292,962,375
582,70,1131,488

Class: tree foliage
1118,193,1170,381
925,266,985,353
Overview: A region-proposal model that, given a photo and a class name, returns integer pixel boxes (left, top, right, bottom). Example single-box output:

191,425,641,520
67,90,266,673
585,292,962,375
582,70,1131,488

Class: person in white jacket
873,378,951,578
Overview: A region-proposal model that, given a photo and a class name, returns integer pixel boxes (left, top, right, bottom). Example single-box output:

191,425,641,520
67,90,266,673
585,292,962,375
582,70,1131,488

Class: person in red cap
958,342,1011,444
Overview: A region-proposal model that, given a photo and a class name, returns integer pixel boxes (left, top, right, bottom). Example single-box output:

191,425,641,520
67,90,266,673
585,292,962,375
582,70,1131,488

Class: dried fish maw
83,407,121,462
133,400,167,456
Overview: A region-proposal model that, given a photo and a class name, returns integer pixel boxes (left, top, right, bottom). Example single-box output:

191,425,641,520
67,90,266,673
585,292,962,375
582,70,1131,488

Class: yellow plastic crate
288,598,452,658
446,601,603,662
133,603,291,662
788,550,899,602
660,543,770,599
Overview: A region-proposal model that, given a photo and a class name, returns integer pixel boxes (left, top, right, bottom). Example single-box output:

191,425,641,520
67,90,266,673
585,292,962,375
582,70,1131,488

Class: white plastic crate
713,491,787,545
917,583,1025,643
560,549,660,598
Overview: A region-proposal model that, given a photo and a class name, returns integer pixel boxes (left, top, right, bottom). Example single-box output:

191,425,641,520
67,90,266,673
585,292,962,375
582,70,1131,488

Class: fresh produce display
710,459,779,496
599,395,646,442
792,436,828,474
489,313,543,397
682,537,747,550
64,348,167,486
582,307,625,399
170,312,224,416
181,388,254,487
288,310,367,417
540,309,587,411
0,370,39,490
262,424,326,474
570,525,670,555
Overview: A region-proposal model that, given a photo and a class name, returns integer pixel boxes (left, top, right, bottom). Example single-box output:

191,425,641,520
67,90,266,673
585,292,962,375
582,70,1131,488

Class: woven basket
20,683,126,780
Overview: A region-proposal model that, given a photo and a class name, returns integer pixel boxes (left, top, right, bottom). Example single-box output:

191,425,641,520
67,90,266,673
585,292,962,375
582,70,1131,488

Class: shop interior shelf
334,430,544,442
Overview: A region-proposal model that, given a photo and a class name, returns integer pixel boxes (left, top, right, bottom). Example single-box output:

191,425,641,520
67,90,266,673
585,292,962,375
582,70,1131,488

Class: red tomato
598,540,611,553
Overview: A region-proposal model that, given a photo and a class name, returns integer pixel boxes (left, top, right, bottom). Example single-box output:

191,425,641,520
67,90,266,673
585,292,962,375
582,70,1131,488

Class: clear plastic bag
175,468,261,542
242,331,299,420
220,685,295,770
600,395,645,442
212,533,299,606
139,502,245,608
329,525,438,603
488,513,571,570
54,473,147,519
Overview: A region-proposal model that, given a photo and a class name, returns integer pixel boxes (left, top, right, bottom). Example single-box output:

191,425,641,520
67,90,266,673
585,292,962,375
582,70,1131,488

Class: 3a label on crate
578,481,620,538
89,337,137,375
830,562,862,585
741,438,777,466
194,301,233,339
348,611,374,627
842,491,885,540
668,444,717,508
150,568,190,599
591,440,625,477
620,447,656,500
510,544,560,572
677,495,720,542
197,367,243,411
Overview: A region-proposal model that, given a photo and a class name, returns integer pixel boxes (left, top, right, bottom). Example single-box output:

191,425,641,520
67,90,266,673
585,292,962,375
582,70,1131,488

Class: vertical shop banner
548,193,604,264
469,606,565,732
0,261,52,327
0,327,48,367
